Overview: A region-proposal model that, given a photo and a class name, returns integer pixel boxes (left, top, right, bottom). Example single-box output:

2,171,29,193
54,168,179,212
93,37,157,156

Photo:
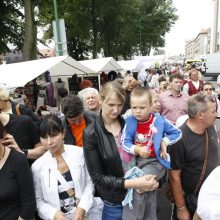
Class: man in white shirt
197,166,220,220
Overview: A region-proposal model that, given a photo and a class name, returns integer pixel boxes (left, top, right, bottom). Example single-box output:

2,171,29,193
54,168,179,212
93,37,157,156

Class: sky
165,0,213,57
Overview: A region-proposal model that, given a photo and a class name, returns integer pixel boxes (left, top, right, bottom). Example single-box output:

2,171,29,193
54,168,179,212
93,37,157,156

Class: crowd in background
0,61,220,220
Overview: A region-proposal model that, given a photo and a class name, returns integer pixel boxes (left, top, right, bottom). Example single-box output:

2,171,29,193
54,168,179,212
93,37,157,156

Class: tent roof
79,57,123,72
117,60,143,72
0,55,96,89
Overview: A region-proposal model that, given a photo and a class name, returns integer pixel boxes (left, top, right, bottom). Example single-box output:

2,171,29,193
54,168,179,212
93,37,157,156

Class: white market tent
117,60,144,72
79,57,123,73
134,55,166,68
0,55,96,89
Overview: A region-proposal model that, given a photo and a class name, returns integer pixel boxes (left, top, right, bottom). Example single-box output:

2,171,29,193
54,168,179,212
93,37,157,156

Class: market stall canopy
117,60,144,72
0,55,96,89
79,57,123,73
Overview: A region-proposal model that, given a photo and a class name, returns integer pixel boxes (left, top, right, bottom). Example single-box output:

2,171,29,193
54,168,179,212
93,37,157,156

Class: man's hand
73,207,86,220
177,207,191,220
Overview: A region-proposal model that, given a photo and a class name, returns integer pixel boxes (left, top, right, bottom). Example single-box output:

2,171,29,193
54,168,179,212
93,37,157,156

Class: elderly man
183,69,204,96
160,73,189,124
78,87,100,114
169,94,219,220
61,94,96,146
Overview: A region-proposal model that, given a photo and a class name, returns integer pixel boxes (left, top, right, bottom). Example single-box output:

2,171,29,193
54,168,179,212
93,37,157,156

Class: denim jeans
102,200,123,220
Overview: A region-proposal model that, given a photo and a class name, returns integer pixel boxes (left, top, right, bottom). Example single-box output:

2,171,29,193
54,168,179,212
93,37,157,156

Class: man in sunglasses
202,82,220,117
61,94,97,147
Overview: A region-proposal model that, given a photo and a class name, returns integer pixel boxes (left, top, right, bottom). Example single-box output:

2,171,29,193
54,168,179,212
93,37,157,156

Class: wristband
22,149,28,157
177,206,186,211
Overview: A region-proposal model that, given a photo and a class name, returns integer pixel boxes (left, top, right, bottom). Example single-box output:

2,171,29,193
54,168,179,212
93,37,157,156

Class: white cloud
165,0,212,56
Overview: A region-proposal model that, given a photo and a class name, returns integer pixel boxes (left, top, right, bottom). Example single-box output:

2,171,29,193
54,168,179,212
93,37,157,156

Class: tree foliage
0,0,24,52
1,0,178,60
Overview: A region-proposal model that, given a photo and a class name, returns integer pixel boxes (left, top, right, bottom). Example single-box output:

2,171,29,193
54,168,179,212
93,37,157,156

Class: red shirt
135,113,156,157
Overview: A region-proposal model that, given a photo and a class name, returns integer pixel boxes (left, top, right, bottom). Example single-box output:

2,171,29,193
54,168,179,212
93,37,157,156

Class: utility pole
53,0,63,56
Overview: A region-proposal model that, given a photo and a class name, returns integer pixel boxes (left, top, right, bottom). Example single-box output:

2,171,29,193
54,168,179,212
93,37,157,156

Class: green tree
0,0,24,53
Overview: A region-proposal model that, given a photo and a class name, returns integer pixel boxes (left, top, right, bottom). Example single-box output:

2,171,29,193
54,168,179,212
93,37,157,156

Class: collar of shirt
167,89,182,97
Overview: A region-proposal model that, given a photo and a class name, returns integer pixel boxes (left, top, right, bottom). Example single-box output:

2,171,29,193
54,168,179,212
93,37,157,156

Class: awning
117,60,144,72
79,57,123,73
0,55,96,89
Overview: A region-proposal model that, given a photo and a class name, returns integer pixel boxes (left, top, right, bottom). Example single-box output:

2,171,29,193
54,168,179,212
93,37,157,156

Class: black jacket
83,114,127,204
61,111,97,145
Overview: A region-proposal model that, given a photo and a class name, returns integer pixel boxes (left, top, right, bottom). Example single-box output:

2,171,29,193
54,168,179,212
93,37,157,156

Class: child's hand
160,140,167,160
134,144,151,158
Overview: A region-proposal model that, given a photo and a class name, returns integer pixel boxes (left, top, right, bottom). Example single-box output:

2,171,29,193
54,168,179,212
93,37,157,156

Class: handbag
185,130,209,215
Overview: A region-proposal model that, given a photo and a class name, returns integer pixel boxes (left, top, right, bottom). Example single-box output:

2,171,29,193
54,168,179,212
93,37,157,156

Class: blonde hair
130,86,152,104
0,87,9,101
100,81,125,104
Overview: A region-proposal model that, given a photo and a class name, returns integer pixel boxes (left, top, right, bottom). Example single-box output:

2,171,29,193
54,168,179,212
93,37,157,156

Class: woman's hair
39,115,64,138
99,81,125,103
0,120,5,139
131,86,152,104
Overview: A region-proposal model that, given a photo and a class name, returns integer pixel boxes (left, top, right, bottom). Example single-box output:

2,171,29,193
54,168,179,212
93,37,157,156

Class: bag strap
194,130,208,193
15,104,21,115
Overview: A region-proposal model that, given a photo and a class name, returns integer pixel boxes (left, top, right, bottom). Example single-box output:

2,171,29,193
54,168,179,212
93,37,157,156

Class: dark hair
39,115,64,138
169,73,184,82
202,82,213,90
0,121,5,139
61,94,84,118
58,88,68,98
158,76,167,84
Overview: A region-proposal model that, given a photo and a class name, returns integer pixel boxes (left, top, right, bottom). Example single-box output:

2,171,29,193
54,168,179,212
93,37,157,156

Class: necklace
0,146,5,161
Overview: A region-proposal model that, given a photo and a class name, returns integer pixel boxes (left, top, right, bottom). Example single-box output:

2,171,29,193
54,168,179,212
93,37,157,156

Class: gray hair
78,87,99,101
188,94,215,118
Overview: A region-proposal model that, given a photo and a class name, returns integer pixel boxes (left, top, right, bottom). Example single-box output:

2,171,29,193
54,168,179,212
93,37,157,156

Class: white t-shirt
197,166,220,220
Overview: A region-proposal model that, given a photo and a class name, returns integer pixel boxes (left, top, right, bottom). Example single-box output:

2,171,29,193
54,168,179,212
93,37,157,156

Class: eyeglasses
204,88,213,91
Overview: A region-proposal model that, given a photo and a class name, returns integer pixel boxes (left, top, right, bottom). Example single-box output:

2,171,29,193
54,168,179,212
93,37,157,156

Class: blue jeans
102,200,123,220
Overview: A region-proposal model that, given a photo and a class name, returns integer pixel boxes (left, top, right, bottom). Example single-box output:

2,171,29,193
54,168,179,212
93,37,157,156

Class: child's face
130,95,152,122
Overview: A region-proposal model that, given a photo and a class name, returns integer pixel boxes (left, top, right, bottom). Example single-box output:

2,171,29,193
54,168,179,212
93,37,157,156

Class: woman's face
40,132,65,155
101,93,124,120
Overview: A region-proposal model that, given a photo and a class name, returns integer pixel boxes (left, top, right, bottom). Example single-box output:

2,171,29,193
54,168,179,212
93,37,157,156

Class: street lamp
53,0,63,56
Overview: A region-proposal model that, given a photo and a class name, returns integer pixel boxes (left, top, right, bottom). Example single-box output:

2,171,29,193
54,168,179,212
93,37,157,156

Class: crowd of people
0,63,220,220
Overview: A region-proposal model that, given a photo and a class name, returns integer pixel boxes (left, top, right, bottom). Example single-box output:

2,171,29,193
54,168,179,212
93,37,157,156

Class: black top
170,123,219,194
0,149,36,219
83,114,126,204
5,114,40,150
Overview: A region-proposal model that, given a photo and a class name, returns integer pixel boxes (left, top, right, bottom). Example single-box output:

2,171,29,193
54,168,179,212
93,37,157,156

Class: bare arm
26,143,46,160
169,170,191,220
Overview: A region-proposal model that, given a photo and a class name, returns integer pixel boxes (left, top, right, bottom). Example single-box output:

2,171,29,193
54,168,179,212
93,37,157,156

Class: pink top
159,90,189,124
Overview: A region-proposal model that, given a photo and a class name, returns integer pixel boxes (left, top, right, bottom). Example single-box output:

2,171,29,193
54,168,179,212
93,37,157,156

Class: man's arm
26,143,46,160
169,170,191,220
